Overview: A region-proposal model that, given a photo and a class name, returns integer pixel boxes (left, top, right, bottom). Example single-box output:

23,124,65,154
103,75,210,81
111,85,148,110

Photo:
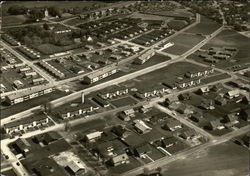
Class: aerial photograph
0,0,249,176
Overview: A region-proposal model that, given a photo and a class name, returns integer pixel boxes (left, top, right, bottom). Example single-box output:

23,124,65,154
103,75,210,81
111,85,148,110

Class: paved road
154,104,215,140
0,41,55,84
122,125,249,176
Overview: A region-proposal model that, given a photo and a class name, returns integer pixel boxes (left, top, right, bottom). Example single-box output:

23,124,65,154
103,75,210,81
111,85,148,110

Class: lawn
35,43,82,55
167,19,188,30
2,15,27,26
162,33,205,55
185,16,221,35
149,9,194,18
188,30,250,69
110,96,138,108
161,141,249,176
120,61,207,90
201,73,231,84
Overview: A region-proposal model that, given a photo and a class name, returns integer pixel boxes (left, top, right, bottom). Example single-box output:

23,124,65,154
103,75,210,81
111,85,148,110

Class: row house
135,84,169,99
83,66,118,84
97,85,129,100
176,79,201,89
39,61,65,79
6,85,54,105
185,67,214,79
4,116,49,134
57,104,99,119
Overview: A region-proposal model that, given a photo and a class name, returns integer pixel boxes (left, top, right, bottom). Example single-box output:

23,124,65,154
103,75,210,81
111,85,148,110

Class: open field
162,33,205,55
167,19,188,30
185,16,221,35
148,8,194,18
120,61,207,90
188,30,250,69
110,96,138,108
2,15,27,26
161,141,249,176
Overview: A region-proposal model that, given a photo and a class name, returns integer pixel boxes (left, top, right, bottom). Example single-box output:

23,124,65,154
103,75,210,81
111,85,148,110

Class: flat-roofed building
6,85,54,105
83,66,118,84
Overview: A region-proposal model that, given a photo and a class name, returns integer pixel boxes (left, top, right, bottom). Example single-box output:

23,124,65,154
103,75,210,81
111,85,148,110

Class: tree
23,36,32,46
43,23,49,30
29,8,45,22
48,7,62,17
8,5,27,15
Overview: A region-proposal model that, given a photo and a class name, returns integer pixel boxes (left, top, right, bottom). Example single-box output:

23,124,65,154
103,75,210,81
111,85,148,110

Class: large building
83,66,118,84
6,85,55,105
133,49,155,65
4,116,49,134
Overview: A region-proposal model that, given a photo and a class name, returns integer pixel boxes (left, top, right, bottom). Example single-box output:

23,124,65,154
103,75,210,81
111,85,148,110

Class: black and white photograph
0,1,249,176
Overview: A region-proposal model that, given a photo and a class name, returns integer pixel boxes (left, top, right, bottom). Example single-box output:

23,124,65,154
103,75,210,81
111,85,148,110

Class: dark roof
37,132,61,144
141,129,165,143
165,120,181,129
121,132,146,148
162,136,179,146
95,139,127,158
134,143,151,154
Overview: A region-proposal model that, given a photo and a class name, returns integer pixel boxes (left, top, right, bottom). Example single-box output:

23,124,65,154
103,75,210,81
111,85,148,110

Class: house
190,111,203,122
66,160,85,175
162,136,179,148
133,120,152,134
224,113,239,123
119,109,135,121
13,80,24,89
240,109,250,121
139,104,152,113
162,81,177,90
200,99,215,110
224,89,240,99
165,96,179,106
13,138,31,158
134,143,152,158
39,61,65,79
120,132,146,154
92,96,110,107
35,131,61,145
85,131,103,142
197,86,210,95
149,112,167,125
211,83,223,92
214,95,227,106
163,120,182,131
176,79,201,89
111,125,131,138
178,93,191,101
110,153,130,166
208,119,223,130
180,129,197,140
93,139,129,166
176,104,193,114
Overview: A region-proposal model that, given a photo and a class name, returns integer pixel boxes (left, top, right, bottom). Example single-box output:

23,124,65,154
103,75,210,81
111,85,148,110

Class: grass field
110,96,138,108
167,19,188,30
201,73,231,84
120,61,206,90
185,16,221,35
188,30,250,69
161,141,249,176
2,15,27,26
162,33,205,55
149,9,193,18
35,43,81,55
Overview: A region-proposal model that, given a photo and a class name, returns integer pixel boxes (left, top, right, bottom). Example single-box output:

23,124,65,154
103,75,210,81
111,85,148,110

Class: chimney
81,92,84,104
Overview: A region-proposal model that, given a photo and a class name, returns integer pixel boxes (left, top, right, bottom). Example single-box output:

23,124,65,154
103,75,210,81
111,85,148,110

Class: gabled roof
226,89,240,97
67,160,85,173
